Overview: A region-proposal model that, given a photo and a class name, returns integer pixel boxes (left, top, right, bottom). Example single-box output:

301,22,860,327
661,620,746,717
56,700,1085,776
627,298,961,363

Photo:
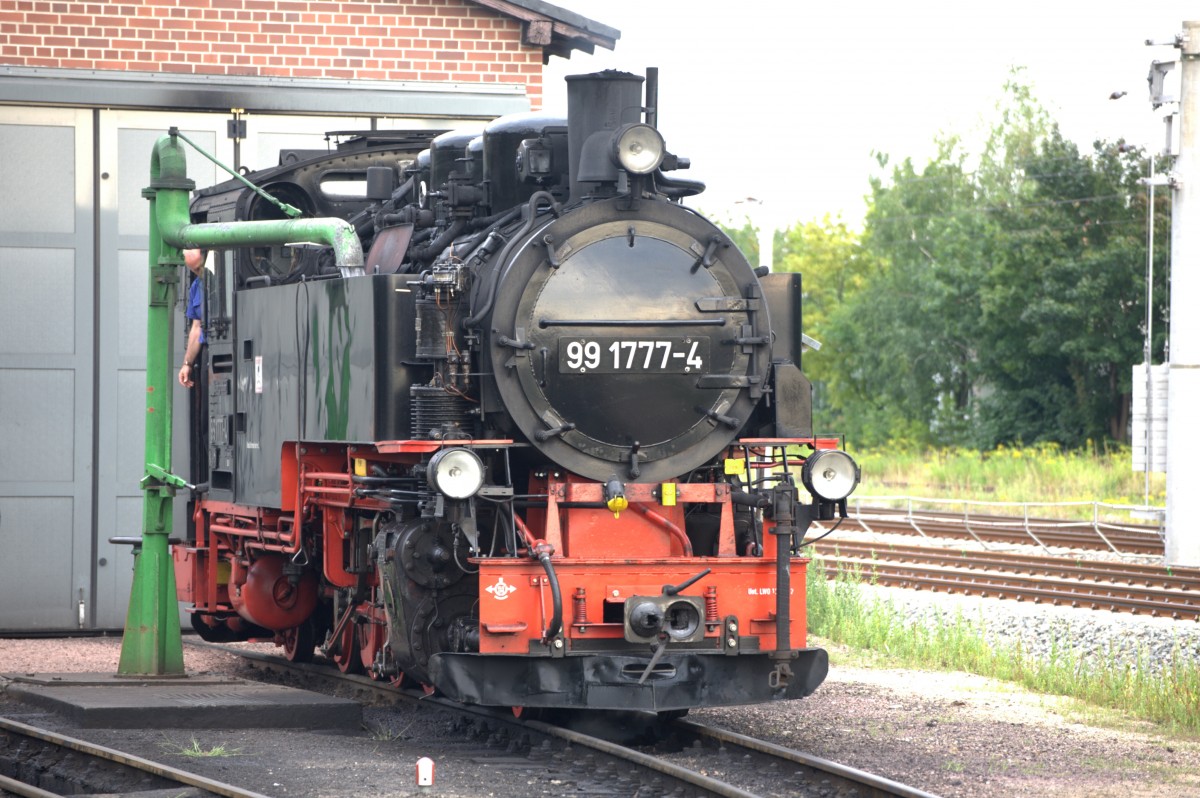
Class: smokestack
565,70,644,203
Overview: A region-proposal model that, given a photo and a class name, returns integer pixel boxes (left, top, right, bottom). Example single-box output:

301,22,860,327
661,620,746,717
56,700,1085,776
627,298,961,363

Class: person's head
184,248,207,277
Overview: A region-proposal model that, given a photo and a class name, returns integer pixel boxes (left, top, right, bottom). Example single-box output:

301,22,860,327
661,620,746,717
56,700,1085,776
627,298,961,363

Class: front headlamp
428,448,485,499
801,449,860,503
612,123,665,175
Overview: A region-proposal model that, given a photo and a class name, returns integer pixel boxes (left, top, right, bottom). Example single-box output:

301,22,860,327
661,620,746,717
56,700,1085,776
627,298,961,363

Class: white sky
542,1,1193,232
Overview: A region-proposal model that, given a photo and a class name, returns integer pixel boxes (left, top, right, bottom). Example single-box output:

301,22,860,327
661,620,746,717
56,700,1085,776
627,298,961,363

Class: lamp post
1110,94,1168,509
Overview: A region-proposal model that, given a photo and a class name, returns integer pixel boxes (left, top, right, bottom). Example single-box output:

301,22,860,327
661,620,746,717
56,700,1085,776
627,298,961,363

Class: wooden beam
524,19,552,46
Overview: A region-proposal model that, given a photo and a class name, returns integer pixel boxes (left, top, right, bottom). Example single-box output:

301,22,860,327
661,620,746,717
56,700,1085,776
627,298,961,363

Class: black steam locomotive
176,70,859,713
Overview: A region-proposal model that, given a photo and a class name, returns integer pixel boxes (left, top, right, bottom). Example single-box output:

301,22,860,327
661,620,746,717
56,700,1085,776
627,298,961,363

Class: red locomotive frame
175,437,840,697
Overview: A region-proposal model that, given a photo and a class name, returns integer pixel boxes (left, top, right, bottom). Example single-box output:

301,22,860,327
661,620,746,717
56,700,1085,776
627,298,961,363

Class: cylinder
231,554,318,631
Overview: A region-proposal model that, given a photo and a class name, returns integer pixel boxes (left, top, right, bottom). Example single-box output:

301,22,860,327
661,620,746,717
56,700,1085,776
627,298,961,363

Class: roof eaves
468,0,619,61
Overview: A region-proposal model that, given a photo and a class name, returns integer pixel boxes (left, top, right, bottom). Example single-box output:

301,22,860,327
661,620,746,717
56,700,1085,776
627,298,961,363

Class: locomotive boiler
173,69,860,713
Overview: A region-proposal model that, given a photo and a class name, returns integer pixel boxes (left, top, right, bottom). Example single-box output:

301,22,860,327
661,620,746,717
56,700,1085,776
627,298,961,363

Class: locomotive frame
153,69,861,713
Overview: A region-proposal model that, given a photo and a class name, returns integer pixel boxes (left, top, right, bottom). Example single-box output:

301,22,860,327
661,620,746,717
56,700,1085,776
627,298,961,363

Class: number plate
558,337,710,374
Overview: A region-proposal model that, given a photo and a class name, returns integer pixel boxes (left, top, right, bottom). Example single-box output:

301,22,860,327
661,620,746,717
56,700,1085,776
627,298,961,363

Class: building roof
470,0,619,61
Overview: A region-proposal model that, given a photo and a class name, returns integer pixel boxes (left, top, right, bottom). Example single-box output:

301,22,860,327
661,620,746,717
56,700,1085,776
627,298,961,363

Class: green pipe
119,131,366,676
151,130,364,274
119,136,185,676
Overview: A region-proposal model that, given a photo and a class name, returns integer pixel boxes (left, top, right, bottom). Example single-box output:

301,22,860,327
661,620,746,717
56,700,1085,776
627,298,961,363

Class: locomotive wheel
329,616,364,674
357,616,388,675
511,706,544,720
282,620,316,663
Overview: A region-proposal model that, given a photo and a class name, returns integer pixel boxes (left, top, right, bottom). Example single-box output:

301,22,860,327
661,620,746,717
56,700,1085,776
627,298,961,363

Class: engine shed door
0,106,97,631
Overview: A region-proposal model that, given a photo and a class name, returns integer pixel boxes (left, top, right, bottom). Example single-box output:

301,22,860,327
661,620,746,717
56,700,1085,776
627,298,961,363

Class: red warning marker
416,756,435,786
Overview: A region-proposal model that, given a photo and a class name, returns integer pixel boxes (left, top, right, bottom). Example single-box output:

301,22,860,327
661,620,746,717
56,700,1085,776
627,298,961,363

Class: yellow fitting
607,495,629,518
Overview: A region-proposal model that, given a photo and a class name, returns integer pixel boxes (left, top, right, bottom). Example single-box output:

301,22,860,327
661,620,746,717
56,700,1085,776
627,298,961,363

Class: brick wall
0,0,545,107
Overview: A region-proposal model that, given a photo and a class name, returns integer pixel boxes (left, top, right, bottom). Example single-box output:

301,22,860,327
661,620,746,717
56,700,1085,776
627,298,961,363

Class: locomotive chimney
565,70,645,203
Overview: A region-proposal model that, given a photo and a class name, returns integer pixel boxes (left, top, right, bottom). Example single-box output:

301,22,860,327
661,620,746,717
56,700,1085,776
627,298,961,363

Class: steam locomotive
175,69,860,713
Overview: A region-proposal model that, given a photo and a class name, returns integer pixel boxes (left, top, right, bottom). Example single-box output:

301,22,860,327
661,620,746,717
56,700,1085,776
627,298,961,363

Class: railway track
809,518,1199,621
201,642,940,798
812,539,1200,590
0,715,271,798
845,504,1164,556
660,719,938,798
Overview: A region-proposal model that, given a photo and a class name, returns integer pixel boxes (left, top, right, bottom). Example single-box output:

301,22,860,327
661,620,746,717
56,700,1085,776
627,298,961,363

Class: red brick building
0,1,616,633
0,0,616,110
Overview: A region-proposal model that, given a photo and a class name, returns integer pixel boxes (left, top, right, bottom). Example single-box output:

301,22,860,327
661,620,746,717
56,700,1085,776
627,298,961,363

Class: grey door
0,104,471,631
0,107,96,630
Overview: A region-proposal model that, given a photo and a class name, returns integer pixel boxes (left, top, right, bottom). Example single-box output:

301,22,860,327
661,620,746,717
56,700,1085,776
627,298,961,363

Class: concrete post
1166,21,1200,567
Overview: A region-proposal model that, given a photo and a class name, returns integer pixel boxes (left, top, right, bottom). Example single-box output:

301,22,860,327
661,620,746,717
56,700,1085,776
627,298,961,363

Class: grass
160,735,243,758
806,557,1200,734
363,719,414,741
849,442,1165,512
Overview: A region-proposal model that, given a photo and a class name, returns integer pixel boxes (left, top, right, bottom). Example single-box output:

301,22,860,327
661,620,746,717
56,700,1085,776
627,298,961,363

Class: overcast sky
542,2,1193,232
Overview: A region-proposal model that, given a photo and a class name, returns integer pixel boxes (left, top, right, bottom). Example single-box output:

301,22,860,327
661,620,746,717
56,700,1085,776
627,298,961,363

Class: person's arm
178,319,202,387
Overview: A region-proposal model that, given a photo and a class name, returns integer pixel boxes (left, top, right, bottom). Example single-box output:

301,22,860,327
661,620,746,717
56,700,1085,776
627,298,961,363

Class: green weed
160,735,243,758
363,719,414,741
849,443,1165,517
806,557,1200,734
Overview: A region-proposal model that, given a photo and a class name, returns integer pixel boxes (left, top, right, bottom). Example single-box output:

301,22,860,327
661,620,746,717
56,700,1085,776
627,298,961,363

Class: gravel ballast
3,590,1199,797
857,580,1200,673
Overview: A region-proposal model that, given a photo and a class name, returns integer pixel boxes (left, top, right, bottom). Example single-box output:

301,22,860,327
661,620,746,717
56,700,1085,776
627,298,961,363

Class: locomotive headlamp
612,123,665,175
428,448,485,499
801,450,860,503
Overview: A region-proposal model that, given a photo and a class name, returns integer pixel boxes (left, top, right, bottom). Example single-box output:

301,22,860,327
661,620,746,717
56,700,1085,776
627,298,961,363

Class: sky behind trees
544,2,1193,230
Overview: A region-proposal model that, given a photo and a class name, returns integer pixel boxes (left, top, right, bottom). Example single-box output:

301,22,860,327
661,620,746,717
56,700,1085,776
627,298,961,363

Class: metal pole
118,142,188,676
1144,152,1154,508
1166,21,1200,567
1142,153,1152,504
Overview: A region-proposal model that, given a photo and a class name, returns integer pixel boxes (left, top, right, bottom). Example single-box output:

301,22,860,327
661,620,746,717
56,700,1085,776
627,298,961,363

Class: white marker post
416,756,435,787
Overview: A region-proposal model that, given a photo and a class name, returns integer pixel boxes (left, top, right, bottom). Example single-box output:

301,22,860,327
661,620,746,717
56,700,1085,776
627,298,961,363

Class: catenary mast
1166,21,1200,567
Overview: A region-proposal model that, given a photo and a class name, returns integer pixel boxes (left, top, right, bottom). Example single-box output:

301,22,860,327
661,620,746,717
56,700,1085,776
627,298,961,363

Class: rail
191,642,938,798
0,716,272,798
846,496,1164,556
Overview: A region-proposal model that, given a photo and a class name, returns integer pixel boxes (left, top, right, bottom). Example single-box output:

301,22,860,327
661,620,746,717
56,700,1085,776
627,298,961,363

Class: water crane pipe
119,130,366,677
150,130,364,275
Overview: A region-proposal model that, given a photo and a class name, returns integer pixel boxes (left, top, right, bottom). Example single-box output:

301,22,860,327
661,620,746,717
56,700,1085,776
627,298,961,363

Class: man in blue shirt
178,248,207,388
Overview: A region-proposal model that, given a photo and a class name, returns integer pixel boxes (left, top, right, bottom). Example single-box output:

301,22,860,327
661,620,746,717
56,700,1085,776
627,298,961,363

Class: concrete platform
2,672,361,730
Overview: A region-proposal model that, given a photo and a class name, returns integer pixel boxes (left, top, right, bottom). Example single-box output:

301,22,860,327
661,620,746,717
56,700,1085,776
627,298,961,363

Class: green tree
827,71,1168,448
829,133,994,447
772,216,873,432
975,134,1168,446
714,216,759,266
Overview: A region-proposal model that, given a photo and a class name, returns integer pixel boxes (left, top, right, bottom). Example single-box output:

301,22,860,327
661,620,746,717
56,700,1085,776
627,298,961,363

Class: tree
827,133,995,447
713,216,759,266
974,133,1168,446
826,71,1169,448
772,216,873,433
